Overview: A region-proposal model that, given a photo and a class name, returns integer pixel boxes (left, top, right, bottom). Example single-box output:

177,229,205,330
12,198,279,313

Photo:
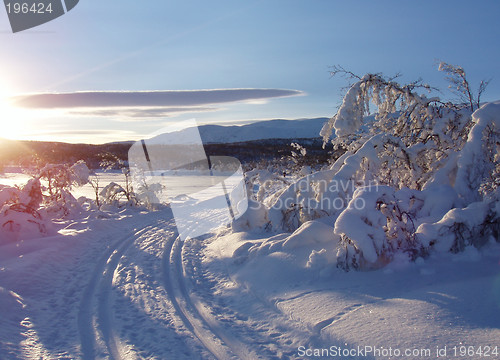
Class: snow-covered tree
321,66,499,270
0,179,52,243
321,68,477,191
36,160,90,217
253,64,498,271
0,160,93,242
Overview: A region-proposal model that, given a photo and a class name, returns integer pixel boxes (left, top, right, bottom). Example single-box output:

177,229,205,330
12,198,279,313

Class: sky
0,0,500,143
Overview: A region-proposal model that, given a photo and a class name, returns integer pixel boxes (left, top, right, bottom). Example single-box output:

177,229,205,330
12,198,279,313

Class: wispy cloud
68,106,218,119
19,129,138,143
32,129,131,135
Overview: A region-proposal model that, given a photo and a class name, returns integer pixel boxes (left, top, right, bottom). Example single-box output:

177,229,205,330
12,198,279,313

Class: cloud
10,89,303,109
22,129,136,137
68,106,218,119
9,88,303,120
33,129,130,135
20,129,139,143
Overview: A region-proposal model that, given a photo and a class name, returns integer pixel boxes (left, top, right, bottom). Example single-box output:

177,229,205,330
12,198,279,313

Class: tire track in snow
77,225,155,360
162,235,261,360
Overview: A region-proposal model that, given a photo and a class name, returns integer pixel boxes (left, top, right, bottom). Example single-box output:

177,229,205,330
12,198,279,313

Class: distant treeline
0,138,335,170
0,139,132,169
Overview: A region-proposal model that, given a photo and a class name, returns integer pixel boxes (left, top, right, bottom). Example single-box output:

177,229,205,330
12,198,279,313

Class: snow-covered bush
36,161,90,217
88,172,102,208
232,199,268,232
245,168,290,205
322,73,474,190
416,200,499,253
288,142,310,173
130,169,163,210
0,160,93,244
99,180,139,208
335,186,424,270
233,220,339,268
265,141,379,232
454,101,500,202
248,64,498,270
322,67,499,270
99,182,128,206
95,166,167,210
412,102,500,254
438,61,490,113
0,179,53,243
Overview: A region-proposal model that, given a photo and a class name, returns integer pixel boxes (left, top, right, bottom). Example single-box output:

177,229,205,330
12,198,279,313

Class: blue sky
1,0,500,143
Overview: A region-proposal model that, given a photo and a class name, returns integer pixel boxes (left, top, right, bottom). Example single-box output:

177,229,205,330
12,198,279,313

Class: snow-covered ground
209,227,500,359
1,207,498,359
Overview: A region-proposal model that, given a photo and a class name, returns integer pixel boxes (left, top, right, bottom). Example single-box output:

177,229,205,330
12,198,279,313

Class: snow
334,186,394,264
416,200,494,252
414,184,459,226
323,80,364,138
70,162,91,186
455,101,500,202
231,199,268,231
207,228,500,359
149,118,327,144
282,220,338,250
0,191,499,359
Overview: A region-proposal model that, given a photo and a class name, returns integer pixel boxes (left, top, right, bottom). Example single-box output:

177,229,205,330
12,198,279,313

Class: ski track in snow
161,231,324,359
275,291,377,335
76,217,270,360
162,235,260,360
312,303,364,334
75,217,213,360
77,224,156,360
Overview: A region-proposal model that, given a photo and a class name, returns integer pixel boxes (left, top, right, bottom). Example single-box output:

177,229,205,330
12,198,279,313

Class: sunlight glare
0,88,25,140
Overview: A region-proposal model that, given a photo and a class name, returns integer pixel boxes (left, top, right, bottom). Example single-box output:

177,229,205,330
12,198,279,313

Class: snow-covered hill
151,118,328,144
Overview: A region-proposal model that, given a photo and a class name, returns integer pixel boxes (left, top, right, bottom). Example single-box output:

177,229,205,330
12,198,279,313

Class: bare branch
438,60,490,112
329,65,361,80
477,78,491,109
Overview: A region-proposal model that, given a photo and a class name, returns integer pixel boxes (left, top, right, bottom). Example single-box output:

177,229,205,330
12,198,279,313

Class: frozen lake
0,170,126,199
0,168,244,203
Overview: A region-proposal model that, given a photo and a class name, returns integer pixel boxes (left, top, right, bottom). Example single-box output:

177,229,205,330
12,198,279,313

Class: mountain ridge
108,117,328,145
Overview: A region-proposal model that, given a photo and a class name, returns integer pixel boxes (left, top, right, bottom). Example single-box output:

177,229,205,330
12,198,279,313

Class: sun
0,90,25,140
